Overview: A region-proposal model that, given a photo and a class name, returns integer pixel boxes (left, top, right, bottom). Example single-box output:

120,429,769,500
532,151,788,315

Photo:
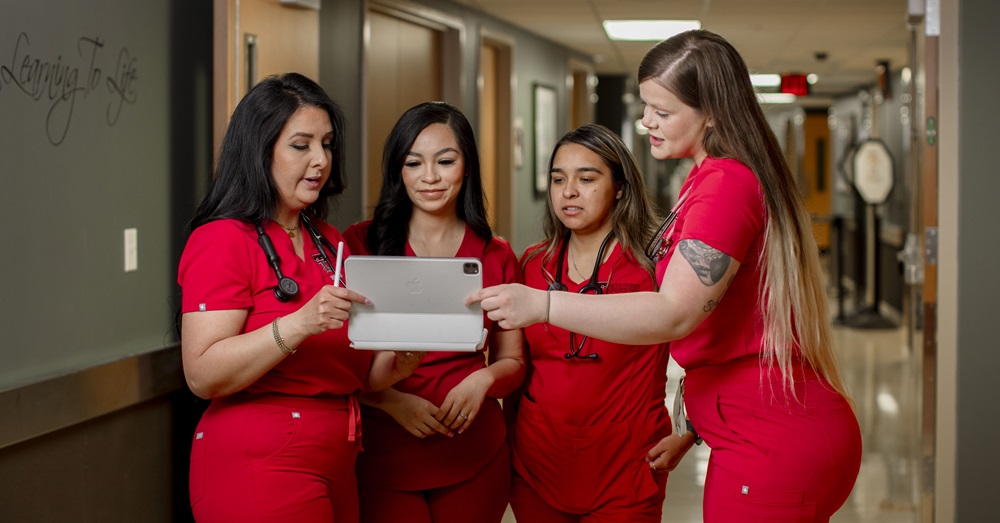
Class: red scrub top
653,158,862,520
514,240,671,512
344,221,521,490
177,218,371,397
655,157,768,369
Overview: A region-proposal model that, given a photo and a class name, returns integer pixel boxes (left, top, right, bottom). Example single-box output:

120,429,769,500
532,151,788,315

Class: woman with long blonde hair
470,30,861,522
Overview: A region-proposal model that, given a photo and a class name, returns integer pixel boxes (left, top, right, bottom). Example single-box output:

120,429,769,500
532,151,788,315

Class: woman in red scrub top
509,123,671,522
471,31,862,523
344,101,525,523
177,73,422,522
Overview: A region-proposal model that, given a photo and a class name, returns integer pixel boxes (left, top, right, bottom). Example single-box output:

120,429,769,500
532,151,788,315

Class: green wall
0,0,212,389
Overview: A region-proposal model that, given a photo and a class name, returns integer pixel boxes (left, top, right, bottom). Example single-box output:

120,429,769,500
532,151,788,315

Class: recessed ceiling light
750,74,782,88
757,93,797,104
602,20,701,41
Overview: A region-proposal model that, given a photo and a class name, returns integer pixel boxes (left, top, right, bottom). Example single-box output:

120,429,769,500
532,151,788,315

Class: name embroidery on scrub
313,253,333,273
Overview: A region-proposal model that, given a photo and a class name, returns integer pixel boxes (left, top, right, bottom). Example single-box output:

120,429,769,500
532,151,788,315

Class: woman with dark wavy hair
178,73,421,521
471,31,861,522
509,124,672,522
344,101,525,523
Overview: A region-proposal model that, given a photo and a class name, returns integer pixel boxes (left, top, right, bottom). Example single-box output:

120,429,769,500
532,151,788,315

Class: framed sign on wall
532,83,557,197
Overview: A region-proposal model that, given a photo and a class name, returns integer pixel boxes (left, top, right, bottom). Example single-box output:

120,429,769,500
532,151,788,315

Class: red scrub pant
685,359,862,522
357,442,511,523
189,394,361,522
510,468,667,523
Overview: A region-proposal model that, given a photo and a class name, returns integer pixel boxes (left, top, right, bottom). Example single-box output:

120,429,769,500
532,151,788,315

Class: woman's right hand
380,389,454,439
290,285,370,335
466,284,548,330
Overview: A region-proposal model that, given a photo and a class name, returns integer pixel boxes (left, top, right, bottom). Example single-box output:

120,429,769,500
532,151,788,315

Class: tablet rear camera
463,262,480,275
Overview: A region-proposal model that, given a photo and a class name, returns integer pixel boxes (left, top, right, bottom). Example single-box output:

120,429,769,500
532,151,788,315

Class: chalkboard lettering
1,32,139,146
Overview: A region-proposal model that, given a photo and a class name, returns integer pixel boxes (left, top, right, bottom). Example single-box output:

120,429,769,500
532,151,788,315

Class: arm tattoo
678,240,732,286
703,275,735,313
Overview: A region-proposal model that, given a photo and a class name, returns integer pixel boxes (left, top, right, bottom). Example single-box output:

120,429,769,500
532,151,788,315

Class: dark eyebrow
289,130,334,139
434,147,460,156
407,146,460,158
550,166,603,174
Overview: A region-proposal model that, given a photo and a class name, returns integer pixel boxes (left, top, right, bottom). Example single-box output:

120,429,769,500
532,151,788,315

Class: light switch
124,228,138,272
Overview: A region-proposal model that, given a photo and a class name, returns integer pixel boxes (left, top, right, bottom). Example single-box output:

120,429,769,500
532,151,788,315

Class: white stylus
333,241,344,287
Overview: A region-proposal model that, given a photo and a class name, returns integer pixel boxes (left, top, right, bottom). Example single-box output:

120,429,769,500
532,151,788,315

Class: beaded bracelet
271,317,295,355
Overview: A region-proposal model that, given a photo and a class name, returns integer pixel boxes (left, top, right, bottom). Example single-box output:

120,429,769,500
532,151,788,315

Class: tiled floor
503,312,924,522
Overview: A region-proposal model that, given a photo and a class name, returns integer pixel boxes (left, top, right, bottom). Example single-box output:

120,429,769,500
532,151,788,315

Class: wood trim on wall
0,345,184,451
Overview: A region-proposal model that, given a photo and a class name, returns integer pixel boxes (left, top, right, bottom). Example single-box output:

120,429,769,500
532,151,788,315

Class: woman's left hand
467,284,547,330
434,371,491,434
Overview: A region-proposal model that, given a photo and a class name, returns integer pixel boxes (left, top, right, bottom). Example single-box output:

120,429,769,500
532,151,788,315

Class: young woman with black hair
508,124,673,522
343,101,525,523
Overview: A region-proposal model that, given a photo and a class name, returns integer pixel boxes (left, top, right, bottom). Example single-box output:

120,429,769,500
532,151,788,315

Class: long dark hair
525,124,661,277
366,101,492,255
190,73,347,230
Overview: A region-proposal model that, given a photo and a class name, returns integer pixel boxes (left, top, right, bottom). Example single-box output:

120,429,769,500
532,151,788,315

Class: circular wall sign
852,139,894,204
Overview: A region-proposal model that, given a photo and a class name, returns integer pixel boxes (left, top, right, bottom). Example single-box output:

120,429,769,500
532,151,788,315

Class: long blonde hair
639,30,850,401
524,124,661,279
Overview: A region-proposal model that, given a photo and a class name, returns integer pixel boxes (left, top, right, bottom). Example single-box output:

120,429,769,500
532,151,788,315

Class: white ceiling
452,0,915,98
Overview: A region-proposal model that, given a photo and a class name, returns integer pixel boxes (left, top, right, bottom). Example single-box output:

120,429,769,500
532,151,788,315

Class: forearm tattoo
678,240,732,286
704,275,735,313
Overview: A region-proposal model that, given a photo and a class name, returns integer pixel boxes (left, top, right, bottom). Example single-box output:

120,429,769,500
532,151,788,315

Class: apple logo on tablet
405,278,423,294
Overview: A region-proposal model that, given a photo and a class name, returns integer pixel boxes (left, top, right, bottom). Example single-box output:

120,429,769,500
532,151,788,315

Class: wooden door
212,0,320,161
802,110,834,249
364,10,442,215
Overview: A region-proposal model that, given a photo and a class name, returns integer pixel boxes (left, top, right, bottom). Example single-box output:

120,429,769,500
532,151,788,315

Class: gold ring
460,413,469,420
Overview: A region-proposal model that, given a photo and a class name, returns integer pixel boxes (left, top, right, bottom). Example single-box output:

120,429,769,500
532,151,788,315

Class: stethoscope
254,213,344,302
548,229,615,360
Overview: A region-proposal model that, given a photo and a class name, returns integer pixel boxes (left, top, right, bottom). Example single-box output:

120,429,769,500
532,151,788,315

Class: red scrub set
343,221,520,523
178,219,372,522
657,157,862,522
511,241,672,523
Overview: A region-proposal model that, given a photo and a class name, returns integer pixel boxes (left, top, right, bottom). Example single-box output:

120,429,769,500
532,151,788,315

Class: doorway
479,35,514,240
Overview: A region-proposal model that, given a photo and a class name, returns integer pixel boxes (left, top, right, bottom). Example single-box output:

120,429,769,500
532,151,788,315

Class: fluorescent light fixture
603,20,701,41
752,73,819,88
750,74,781,88
757,92,797,104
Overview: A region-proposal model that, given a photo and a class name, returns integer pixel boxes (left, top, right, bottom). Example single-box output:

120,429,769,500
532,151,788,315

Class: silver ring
460,413,469,420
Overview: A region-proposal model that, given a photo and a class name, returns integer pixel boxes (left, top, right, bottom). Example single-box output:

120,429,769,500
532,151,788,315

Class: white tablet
344,256,487,351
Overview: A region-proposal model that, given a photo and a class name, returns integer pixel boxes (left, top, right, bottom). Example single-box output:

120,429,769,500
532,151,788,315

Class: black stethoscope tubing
549,229,615,294
549,229,615,360
254,213,341,302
